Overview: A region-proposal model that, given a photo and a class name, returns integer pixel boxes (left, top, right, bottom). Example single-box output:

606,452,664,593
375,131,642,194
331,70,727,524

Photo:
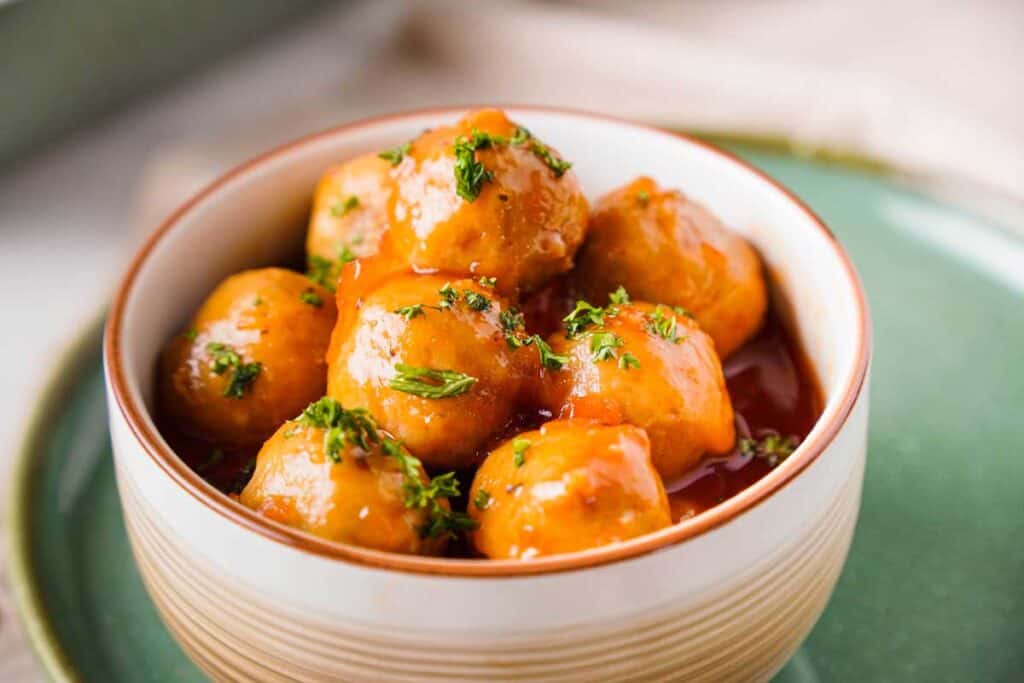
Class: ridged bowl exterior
109,386,866,682
104,107,871,682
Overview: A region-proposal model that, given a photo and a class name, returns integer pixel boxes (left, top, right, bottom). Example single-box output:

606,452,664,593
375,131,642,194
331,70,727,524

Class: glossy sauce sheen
521,276,823,523
166,267,822,530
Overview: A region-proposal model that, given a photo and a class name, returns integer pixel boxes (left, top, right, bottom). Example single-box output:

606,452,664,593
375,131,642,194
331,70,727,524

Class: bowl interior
113,107,866,563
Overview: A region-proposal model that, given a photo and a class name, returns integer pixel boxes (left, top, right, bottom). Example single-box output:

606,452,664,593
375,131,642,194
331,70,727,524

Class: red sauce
521,275,823,522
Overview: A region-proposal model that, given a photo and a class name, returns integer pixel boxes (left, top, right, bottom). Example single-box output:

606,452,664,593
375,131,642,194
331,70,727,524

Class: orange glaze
157,268,336,449
522,281,822,523
326,270,540,470
239,419,447,555
385,108,589,296
469,420,671,559
539,302,736,483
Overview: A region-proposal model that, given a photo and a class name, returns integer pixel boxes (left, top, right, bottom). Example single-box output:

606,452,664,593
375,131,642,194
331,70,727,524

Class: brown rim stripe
104,104,871,577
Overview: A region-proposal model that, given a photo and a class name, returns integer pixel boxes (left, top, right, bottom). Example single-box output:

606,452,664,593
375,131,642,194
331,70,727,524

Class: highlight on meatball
468,420,671,559
326,273,540,470
384,108,589,295
539,291,735,484
574,176,767,357
158,268,336,448
240,397,473,554
305,152,393,291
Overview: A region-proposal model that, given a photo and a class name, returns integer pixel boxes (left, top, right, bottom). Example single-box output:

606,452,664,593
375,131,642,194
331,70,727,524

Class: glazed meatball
326,273,538,470
240,399,447,555
574,177,767,357
469,420,671,559
539,299,735,483
158,268,336,448
306,153,391,278
386,108,589,295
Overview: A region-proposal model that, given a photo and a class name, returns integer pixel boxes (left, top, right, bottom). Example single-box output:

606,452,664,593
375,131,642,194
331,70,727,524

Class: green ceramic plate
9,145,1024,682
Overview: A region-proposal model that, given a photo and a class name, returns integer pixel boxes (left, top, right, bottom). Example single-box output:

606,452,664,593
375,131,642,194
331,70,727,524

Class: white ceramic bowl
104,107,870,682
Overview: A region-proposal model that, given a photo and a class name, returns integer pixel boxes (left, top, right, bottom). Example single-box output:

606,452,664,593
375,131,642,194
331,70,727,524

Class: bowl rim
104,104,871,578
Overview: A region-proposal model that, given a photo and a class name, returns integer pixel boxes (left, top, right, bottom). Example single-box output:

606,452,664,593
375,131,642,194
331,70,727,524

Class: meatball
240,399,447,555
385,108,589,295
468,420,671,559
574,177,767,357
306,153,391,280
326,273,538,470
158,268,336,448
539,300,735,483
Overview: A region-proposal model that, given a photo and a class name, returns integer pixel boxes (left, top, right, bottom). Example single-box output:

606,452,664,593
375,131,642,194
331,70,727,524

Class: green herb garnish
478,276,497,288
224,361,261,398
636,190,650,207
294,397,378,463
395,304,425,320
463,290,491,311
452,131,496,202
512,438,531,467
528,335,569,370
647,305,685,343
438,282,458,309
473,488,492,510
608,285,630,305
307,254,337,291
378,142,411,166
337,242,357,265
206,342,241,374
527,139,571,177
381,439,477,538
184,328,198,341
300,290,323,307
330,195,359,218
739,433,800,468
590,331,624,362
389,364,476,399
563,300,608,338
619,352,641,370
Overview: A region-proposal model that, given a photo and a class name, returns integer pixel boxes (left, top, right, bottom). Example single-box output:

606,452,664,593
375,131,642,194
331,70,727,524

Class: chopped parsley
205,342,261,398
647,305,685,343
500,307,526,333
739,433,800,468
294,397,378,463
512,438,531,467
563,300,609,338
463,290,492,311
590,331,624,362
252,296,264,306
389,364,476,399
509,126,531,145
608,285,630,305
330,195,359,218
636,189,650,207
183,327,198,341
473,488,492,510
619,352,641,370
527,139,571,177
378,141,411,166
395,304,425,320
307,254,336,290
438,282,458,309
300,289,324,307
452,130,497,202
673,305,695,319
478,276,497,288
530,335,569,370
337,241,357,265
381,439,477,539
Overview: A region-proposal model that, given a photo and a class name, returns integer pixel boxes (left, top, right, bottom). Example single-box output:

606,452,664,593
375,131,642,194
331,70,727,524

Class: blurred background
1,1,1022,679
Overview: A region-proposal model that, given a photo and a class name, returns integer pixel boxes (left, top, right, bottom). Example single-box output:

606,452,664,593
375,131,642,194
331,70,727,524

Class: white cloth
2,1,1021,679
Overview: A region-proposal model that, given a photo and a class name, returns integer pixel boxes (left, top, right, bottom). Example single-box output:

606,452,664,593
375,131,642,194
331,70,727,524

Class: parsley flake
330,195,359,218
478,276,497,288
647,305,685,343
636,190,650,207
206,342,261,397
512,438,531,467
563,300,608,338
452,131,496,202
382,439,477,538
378,141,411,166
294,397,378,463
389,364,477,399
619,352,641,370
473,488,492,510
608,285,630,305
463,290,492,311
395,304,426,320
739,433,800,468
300,290,323,307
590,332,624,362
